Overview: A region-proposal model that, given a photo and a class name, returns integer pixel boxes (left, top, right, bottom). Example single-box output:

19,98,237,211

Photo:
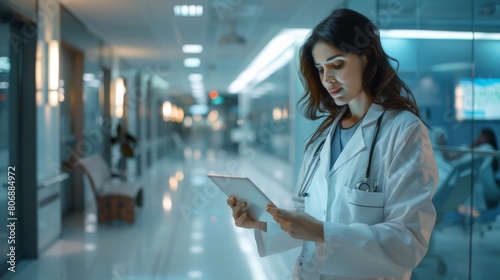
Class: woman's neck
343,93,372,126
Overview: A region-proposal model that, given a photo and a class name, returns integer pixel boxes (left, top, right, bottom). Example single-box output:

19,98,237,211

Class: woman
227,8,438,280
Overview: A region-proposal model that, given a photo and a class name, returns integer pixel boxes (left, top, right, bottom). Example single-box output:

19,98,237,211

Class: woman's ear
361,54,369,70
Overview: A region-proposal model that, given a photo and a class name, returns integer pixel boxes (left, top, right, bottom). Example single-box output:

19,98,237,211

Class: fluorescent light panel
183,44,203,53
188,73,203,82
174,5,203,16
192,89,205,95
184,58,201,68
191,83,204,90
228,28,500,94
380,29,500,40
228,28,310,94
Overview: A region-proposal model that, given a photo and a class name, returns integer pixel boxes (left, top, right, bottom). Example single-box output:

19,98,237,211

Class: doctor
227,8,438,280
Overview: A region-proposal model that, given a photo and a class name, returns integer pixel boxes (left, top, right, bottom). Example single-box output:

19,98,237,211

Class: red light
0,94,6,101
209,90,218,99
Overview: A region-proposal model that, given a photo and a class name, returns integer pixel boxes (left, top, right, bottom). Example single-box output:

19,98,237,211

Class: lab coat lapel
312,123,334,212
330,103,385,174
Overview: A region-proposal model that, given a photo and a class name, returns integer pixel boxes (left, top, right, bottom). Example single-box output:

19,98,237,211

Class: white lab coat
254,104,438,280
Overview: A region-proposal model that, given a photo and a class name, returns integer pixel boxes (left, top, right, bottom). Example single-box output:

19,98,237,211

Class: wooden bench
78,154,143,224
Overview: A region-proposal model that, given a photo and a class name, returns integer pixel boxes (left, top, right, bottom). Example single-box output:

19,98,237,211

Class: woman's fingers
226,196,258,228
226,196,237,207
228,198,248,220
233,202,248,219
235,211,248,226
266,205,292,219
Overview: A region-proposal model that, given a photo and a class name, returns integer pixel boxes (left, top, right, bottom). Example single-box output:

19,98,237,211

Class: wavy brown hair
299,8,419,149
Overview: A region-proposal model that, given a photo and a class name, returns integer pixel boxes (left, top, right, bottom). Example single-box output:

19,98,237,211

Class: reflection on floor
1,150,500,280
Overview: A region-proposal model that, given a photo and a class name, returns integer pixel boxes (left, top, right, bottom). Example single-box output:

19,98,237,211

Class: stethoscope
297,110,386,197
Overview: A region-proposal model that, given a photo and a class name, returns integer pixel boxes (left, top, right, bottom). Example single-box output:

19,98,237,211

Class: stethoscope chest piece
356,181,372,192
356,179,377,192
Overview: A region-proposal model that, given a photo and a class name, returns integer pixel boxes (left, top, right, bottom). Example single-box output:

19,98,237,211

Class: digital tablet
207,174,275,223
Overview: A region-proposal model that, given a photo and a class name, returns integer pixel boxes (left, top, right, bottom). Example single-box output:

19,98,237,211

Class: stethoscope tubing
297,110,386,197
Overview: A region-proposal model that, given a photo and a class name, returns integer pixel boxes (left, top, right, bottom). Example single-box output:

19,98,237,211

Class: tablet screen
207,174,275,223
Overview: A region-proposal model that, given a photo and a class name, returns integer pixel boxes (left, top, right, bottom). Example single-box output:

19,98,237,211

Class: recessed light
184,58,201,68
182,44,203,53
190,245,204,254
174,5,203,17
188,73,203,82
192,84,204,90
188,270,203,278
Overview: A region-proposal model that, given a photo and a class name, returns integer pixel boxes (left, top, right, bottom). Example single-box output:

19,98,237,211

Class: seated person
443,128,499,210
429,127,453,186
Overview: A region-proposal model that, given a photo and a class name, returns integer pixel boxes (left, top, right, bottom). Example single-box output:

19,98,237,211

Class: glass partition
244,65,291,162
469,3,500,279
242,1,498,278
0,18,10,274
362,1,500,279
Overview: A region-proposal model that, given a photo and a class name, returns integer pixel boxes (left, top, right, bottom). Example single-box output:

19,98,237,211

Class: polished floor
2,149,500,280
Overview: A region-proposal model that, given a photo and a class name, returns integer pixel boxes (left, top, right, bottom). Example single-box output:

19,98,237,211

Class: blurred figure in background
444,128,500,210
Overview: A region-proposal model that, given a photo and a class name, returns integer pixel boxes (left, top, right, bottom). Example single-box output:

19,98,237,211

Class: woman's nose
323,73,336,84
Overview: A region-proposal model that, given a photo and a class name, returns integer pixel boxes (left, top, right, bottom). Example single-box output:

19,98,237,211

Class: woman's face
311,41,368,106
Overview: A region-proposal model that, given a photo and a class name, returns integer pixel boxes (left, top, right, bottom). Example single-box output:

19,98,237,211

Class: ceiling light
228,29,310,94
192,87,205,97
184,58,201,68
183,44,203,54
191,83,204,90
192,90,205,96
380,29,500,40
229,27,500,94
473,32,500,40
188,73,203,82
0,56,10,73
174,5,203,17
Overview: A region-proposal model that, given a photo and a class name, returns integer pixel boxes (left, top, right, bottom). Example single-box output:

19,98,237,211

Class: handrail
434,145,500,157
38,173,70,189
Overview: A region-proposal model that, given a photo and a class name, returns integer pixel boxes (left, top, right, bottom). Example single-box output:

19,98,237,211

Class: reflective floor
2,150,500,280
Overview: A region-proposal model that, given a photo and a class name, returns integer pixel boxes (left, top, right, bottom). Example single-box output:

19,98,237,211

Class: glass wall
354,1,499,279
243,1,499,279
0,17,11,274
244,65,292,162
363,1,500,279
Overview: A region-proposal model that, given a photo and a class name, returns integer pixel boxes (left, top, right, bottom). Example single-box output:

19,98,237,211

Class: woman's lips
328,87,342,95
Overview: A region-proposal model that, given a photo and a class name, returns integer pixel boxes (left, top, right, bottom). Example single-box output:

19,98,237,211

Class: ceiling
4,0,500,99
57,0,342,97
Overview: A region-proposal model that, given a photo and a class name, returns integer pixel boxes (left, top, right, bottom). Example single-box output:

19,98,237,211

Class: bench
78,154,143,224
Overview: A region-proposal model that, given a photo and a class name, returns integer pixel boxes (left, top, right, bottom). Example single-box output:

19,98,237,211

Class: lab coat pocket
343,186,385,224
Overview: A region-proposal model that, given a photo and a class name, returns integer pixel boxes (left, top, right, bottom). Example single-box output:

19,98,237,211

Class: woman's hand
266,205,324,243
227,196,266,231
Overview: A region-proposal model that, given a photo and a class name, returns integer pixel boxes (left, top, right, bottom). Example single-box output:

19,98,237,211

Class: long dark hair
299,9,419,149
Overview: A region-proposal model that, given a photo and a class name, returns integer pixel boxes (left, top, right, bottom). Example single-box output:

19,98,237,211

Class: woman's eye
317,68,324,74
333,62,344,69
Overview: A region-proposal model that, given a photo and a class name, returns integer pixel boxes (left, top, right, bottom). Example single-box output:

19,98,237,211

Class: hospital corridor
1,0,500,279
2,148,500,280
